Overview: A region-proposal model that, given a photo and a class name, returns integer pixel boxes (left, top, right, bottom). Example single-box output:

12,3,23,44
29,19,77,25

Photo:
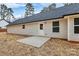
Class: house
7,4,79,42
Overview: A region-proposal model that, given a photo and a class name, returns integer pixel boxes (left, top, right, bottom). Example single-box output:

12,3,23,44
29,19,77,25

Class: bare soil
0,32,79,56
0,29,7,32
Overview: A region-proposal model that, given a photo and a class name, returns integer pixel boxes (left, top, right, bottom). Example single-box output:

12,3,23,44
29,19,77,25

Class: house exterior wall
7,14,79,41
7,18,68,39
43,19,67,39
67,14,79,41
7,22,39,35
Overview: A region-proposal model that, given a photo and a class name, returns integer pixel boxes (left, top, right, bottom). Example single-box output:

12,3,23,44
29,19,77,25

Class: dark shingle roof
9,4,79,25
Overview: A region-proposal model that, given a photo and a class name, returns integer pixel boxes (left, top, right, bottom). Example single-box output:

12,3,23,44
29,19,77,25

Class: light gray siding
7,18,68,39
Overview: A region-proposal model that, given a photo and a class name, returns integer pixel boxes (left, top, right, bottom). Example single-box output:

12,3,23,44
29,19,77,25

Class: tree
0,4,15,23
5,8,15,22
25,3,34,17
48,3,56,10
40,3,56,13
40,7,48,13
64,3,77,6
0,4,7,20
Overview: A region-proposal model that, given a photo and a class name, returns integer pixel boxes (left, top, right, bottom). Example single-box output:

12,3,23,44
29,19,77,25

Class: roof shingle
9,4,79,25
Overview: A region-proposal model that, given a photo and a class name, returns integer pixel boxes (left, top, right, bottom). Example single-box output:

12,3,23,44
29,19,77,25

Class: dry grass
0,32,79,56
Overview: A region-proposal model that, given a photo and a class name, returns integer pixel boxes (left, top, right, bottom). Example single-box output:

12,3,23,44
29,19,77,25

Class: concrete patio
17,36,50,48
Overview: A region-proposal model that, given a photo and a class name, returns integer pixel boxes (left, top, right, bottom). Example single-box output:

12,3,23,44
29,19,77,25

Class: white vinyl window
52,21,59,32
40,24,43,30
22,25,25,29
74,18,79,34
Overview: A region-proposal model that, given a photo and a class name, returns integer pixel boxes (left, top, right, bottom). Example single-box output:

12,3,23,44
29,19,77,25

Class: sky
0,3,64,27
5,3,64,18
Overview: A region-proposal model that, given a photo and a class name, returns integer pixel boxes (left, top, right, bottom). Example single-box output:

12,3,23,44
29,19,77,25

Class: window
52,21,59,32
40,24,43,30
74,18,79,33
22,25,25,29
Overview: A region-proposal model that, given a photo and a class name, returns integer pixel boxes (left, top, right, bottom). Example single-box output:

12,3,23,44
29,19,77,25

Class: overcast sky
0,3,64,27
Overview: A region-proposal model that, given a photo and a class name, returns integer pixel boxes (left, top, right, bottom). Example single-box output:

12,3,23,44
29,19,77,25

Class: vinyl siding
7,18,68,39
67,14,79,41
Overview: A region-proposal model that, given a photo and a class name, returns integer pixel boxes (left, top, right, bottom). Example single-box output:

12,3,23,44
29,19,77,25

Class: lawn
0,32,79,56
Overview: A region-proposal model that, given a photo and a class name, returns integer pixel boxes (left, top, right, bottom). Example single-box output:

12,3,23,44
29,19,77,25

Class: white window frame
74,18,79,34
52,21,60,33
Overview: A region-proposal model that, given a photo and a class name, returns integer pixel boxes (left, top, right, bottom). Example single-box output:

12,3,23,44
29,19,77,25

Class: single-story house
7,4,79,41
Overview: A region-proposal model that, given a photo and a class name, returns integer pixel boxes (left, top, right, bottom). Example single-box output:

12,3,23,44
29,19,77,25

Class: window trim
52,21,60,33
40,24,43,30
22,25,25,29
74,18,79,34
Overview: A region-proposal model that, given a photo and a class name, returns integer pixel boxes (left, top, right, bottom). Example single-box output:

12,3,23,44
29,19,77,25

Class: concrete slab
17,36,50,48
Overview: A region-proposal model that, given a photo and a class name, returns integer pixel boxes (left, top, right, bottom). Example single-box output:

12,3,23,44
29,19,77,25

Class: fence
0,29,7,32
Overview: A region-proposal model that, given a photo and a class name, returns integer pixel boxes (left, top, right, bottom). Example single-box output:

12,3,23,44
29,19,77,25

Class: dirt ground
0,32,79,56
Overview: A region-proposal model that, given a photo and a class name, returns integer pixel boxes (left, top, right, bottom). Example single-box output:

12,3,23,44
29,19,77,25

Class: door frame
38,23,44,35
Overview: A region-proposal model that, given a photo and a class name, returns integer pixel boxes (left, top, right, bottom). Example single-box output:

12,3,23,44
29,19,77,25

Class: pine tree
40,7,48,13
40,3,56,13
25,3,34,17
0,4,15,22
64,3,77,6
48,3,56,10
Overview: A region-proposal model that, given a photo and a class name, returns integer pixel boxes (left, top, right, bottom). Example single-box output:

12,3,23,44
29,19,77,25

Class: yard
0,32,79,56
